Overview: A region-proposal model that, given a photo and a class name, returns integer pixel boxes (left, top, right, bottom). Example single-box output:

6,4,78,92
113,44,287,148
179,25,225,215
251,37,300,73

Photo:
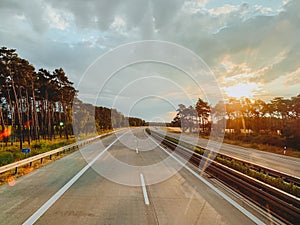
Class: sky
0,0,299,121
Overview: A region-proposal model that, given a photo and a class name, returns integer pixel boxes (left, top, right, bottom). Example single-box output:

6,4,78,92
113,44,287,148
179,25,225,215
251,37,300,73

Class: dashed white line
136,147,139,154
148,135,265,225
140,173,150,205
22,131,128,225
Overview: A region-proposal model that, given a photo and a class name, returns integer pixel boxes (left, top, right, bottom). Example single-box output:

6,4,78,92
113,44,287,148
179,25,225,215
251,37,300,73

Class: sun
224,83,259,99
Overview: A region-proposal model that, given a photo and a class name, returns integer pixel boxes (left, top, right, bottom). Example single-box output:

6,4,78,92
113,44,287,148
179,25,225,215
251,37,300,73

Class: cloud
0,0,49,33
284,67,300,87
208,4,239,16
45,5,70,30
0,0,299,117
211,1,300,86
163,111,178,121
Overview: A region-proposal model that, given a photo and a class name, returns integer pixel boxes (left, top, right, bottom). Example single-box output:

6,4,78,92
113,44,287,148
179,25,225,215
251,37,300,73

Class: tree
195,98,210,133
0,47,25,149
291,94,300,119
171,114,181,127
53,68,77,139
251,99,267,132
176,104,190,132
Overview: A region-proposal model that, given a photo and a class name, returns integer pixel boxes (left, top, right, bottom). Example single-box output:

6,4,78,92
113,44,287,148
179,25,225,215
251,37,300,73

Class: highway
155,128,300,178
0,128,281,225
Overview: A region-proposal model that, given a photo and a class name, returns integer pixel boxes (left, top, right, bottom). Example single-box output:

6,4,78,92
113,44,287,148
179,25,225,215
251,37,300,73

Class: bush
194,147,205,155
261,135,284,146
32,142,42,149
0,152,14,166
145,128,151,135
225,133,285,147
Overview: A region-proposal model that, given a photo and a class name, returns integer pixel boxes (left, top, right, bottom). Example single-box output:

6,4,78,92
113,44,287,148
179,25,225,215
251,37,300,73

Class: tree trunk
31,81,39,140
11,78,23,150
25,89,31,145
59,102,62,138
0,108,6,144
5,82,14,146
63,103,69,139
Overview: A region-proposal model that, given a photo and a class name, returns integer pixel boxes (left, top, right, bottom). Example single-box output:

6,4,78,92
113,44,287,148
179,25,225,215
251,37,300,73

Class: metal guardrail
148,130,300,225
0,130,117,175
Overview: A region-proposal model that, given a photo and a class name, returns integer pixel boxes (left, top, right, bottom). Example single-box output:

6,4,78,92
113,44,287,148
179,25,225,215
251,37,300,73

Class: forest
172,95,300,150
0,47,145,151
73,99,146,136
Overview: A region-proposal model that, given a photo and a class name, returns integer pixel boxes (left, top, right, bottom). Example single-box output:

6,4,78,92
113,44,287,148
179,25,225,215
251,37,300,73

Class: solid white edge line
148,135,265,225
22,131,128,225
140,173,150,205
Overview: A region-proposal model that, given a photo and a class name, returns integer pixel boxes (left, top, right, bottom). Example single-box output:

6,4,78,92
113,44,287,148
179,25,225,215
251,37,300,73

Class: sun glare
224,83,259,99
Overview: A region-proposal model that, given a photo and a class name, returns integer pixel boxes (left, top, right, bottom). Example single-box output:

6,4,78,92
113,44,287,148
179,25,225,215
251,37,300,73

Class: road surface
0,128,280,225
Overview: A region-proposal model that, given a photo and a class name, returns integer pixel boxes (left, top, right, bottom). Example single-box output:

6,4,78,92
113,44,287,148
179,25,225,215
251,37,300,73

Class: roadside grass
0,137,76,167
215,155,300,197
164,127,182,133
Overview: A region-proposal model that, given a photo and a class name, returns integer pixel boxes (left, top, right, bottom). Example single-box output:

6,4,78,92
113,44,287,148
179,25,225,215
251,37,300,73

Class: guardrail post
40,158,43,164
50,155,52,160
30,162,32,167
14,167,18,175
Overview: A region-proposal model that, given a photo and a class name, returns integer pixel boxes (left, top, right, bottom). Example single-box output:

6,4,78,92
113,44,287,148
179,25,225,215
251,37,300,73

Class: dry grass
0,137,76,166
0,136,75,152
163,127,182,133
222,139,300,158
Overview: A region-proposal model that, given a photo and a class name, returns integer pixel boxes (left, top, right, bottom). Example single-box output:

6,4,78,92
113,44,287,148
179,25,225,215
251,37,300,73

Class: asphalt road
155,128,300,177
0,128,279,225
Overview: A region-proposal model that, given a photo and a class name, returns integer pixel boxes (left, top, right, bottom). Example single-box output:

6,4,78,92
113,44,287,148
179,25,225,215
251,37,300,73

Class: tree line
73,98,147,136
0,47,146,150
172,95,300,150
0,47,77,150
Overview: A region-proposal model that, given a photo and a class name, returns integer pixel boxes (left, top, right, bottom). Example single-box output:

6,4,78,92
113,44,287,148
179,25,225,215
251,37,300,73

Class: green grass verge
216,157,300,197
0,138,75,167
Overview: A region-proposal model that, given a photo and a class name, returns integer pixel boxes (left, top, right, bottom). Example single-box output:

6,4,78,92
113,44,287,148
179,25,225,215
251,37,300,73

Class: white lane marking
140,173,150,205
136,147,139,154
148,135,265,225
23,132,128,225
